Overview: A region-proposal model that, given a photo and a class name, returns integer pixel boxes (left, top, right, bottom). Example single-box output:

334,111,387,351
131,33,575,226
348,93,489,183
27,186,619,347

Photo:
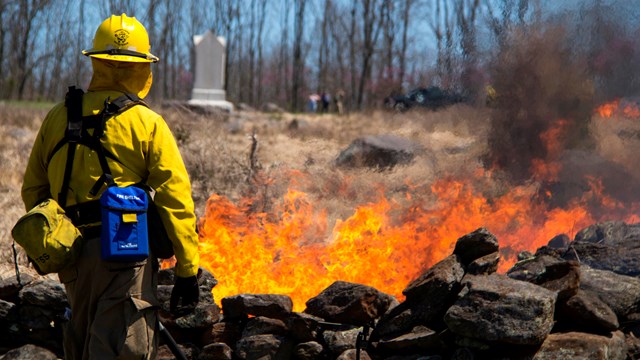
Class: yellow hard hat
82,13,159,63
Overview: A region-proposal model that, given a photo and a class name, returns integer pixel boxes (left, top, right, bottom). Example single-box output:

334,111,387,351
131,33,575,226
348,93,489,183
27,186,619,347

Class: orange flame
193,168,639,311
622,102,640,118
530,119,570,181
595,99,620,118
595,99,640,119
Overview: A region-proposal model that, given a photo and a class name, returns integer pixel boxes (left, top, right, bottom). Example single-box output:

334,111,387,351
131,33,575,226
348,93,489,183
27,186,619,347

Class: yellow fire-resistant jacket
21,59,199,278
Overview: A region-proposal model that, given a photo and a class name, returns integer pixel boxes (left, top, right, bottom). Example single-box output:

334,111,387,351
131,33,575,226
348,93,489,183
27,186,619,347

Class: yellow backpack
11,199,83,275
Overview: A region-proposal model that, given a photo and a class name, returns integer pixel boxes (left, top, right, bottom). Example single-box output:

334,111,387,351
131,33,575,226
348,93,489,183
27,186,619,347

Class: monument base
189,88,234,112
187,99,234,113
192,88,228,101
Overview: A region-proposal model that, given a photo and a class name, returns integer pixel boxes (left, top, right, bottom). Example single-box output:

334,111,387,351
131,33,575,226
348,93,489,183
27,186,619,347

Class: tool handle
159,321,188,360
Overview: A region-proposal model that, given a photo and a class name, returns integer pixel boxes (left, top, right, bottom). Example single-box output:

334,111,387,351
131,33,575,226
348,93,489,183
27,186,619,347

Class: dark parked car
384,86,466,112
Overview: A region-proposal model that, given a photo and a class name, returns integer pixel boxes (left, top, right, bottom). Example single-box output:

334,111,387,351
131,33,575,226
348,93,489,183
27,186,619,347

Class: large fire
193,172,638,312
175,100,640,312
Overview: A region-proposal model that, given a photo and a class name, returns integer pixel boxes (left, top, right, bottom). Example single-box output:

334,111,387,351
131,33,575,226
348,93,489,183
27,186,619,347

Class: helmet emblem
113,29,130,46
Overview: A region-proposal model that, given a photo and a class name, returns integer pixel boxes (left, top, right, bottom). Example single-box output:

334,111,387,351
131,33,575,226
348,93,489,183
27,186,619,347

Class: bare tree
0,0,10,97
328,2,350,110
10,0,53,100
427,0,443,86
3,0,612,113
212,0,240,101
291,0,306,112
426,0,457,88
236,3,249,104
245,0,267,106
41,1,75,99
155,1,179,99
456,0,481,95
486,0,532,50
275,0,291,107
348,2,358,107
221,2,253,104
375,0,413,96
74,0,88,87
356,0,383,109
265,0,292,108
381,0,396,87
456,0,480,63
397,0,414,92
317,0,331,95
181,0,214,101
255,0,267,106
248,0,257,105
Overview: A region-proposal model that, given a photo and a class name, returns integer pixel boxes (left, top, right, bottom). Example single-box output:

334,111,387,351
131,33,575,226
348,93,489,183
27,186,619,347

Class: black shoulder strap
105,92,147,115
87,93,148,195
58,86,84,208
56,87,149,205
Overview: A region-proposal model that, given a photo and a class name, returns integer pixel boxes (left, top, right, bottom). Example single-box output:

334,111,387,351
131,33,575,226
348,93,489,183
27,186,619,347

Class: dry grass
0,102,491,269
4,96,638,276
0,106,49,265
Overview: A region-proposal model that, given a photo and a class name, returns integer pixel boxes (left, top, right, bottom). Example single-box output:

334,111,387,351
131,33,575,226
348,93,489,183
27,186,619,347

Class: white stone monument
188,30,234,112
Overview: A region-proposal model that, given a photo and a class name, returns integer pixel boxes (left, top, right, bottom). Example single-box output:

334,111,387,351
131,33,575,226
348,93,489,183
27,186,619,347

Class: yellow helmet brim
82,49,159,63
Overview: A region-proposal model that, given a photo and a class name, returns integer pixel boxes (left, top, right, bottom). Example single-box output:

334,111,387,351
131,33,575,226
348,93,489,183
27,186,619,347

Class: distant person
308,93,320,113
334,89,345,115
321,92,331,113
21,13,200,359
485,84,498,107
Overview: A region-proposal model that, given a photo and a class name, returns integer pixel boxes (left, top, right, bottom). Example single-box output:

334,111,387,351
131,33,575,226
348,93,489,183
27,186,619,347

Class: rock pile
1,221,640,359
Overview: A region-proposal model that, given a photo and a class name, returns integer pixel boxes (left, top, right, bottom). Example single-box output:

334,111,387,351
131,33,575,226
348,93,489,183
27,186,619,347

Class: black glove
170,275,200,316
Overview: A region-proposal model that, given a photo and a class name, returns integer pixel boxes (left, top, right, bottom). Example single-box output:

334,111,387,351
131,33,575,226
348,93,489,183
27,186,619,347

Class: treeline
1,0,639,112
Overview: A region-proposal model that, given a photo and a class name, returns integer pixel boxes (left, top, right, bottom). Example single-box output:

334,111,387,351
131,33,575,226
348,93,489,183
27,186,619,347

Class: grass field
4,98,639,307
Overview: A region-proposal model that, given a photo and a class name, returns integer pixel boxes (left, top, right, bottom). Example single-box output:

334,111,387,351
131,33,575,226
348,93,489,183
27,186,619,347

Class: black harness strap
58,86,84,209
105,92,145,115
55,86,148,208
89,143,115,196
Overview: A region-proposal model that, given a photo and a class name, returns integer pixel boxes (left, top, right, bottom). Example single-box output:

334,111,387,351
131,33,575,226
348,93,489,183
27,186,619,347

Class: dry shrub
161,106,253,218
212,105,491,234
0,105,44,265
485,23,595,182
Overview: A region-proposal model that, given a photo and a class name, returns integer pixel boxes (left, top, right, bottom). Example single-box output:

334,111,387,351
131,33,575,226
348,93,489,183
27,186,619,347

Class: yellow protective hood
88,58,153,98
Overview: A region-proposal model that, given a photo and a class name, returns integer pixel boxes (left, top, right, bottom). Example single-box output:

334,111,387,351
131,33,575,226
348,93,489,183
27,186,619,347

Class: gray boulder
452,227,500,266
579,266,640,321
304,281,394,326
444,274,556,345
563,221,640,276
533,331,627,360
556,289,619,332
0,344,58,359
235,334,293,360
335,135,421,169
222,294,293,320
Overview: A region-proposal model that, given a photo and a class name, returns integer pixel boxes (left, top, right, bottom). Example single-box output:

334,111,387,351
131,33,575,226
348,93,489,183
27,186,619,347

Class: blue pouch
100,186,149,262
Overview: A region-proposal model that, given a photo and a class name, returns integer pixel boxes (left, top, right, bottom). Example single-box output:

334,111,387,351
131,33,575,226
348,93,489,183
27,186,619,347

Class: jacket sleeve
146,115,200,278
22,132,51,210
21,105,64,210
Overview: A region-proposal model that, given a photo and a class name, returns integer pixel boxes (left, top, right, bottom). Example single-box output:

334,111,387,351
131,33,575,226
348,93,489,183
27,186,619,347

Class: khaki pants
58,236,159,360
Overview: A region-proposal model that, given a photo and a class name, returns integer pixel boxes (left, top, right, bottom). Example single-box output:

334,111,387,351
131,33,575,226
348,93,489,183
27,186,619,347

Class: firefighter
21,14,200,359
485,84,498,107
